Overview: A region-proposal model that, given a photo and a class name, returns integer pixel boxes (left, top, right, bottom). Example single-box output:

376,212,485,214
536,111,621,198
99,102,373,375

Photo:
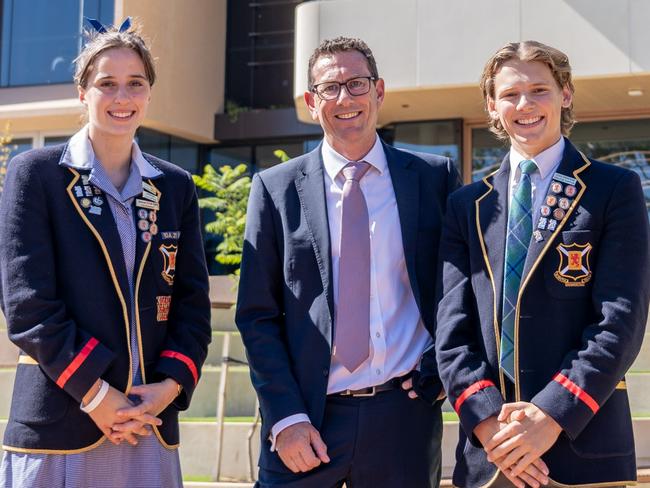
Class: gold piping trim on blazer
547,477,636,488
513,154,591,401
132,179,177,450
476,170,507,398
66,168,133,393
616,380,627,390
2,436,106,455
17,355,38,365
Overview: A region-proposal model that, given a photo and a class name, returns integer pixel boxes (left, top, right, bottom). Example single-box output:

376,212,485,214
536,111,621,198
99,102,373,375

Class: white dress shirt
507,137,565,216
270,135,430,447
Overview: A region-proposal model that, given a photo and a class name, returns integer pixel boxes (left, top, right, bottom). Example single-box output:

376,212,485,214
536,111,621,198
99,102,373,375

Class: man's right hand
275,421,330,473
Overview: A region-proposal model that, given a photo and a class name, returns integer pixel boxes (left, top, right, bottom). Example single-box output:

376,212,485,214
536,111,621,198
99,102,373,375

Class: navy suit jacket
436,139,650,487
236,140,459,470
0,145,211,452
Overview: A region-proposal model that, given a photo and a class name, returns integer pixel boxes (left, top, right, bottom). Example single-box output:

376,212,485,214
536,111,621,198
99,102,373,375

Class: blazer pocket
569,389,634,458
10,363,70,425
544,230,595,299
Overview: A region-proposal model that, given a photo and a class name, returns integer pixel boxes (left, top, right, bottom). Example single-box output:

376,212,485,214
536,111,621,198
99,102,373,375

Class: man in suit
436,40,650,488
236,37,459,487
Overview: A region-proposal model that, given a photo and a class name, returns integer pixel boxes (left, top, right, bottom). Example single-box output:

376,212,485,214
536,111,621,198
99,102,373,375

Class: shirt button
323,368,329,376
375,332,381,338
376,369,381,375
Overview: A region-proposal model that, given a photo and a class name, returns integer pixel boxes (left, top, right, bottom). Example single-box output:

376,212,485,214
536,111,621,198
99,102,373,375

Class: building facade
1,0,648,248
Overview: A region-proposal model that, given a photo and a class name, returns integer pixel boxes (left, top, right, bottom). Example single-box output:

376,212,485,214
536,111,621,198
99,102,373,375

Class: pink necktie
334,161,371,372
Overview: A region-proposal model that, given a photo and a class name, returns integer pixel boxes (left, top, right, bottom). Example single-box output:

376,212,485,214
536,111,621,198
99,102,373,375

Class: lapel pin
89,205,102,215
533,230,544,242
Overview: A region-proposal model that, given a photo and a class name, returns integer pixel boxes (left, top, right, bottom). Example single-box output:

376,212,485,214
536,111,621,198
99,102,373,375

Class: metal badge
74,186,84,198
533,230,544,242
149,223,159,235
141,190,159,203
565,185,577,197
141,231,152,243
546,195,557,207
80,198,91,208
93,187,102,196
81,175,90,185
138,219,150,231
138,209,149,219
558,197,570,210
554,242,593,287
92,196,104,207
537,217,548,229
156,295,172,321
149,210,157,222
89,206,102,215
540,206,551,217
553,173,577,186
551,182,563,194
135,198,159,211
553,208,565,220
84,186,93,197
547,219,558,231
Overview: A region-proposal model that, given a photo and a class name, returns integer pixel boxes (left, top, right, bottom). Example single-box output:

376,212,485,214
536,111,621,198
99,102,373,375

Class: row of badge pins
534,180,577,240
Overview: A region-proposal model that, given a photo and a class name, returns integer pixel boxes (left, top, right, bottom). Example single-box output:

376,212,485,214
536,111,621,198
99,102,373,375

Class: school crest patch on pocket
554,242,592,287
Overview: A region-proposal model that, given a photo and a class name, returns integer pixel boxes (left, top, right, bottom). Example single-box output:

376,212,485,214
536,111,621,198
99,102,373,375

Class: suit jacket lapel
384,144,422,309
520,140,591,289
294,148,334,341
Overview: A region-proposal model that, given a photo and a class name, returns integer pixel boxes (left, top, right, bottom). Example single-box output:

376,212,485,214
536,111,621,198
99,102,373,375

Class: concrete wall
121,0,227,142
294,0,650,124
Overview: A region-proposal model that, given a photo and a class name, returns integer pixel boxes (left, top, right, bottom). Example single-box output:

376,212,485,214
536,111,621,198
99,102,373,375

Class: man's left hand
401,377,446,401
484,402,562,477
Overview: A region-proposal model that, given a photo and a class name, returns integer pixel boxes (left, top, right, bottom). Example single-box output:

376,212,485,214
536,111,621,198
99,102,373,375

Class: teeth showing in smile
336,111,360,119
517,116,542,125
109,111,134,119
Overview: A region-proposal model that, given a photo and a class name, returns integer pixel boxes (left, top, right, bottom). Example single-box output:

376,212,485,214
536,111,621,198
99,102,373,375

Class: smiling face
78,47,151,141
487,59,572,159
304,50,384,161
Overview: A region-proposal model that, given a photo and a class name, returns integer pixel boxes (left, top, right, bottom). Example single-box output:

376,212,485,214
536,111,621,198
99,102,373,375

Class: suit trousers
256,388,443,488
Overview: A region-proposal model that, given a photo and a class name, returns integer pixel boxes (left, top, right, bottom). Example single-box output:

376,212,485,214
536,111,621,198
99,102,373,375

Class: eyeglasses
311,76,376,100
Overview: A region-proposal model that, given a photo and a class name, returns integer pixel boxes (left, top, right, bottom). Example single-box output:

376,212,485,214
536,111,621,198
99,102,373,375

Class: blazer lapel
66,168,131,311
294,148,334,342
520,140,591,290
476,159,510,397
384,144,421,308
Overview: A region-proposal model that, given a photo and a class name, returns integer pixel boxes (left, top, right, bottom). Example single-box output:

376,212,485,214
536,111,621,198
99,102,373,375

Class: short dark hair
480,40,576,140
307,37,379,90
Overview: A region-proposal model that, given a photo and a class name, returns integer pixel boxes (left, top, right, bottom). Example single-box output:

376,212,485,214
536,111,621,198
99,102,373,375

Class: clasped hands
474,402,562,488
81,378,180,446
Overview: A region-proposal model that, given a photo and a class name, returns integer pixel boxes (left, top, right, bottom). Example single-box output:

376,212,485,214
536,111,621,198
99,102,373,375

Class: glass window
471,127,508,182
135,128,200,173
1,0,113,87
255,142,303,170
5,137,33,160
209,146,252,170
44,136,70,146
390,120,462,174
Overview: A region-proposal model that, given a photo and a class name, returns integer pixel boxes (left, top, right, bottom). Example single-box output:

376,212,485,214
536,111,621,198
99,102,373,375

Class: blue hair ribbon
84,16,131,34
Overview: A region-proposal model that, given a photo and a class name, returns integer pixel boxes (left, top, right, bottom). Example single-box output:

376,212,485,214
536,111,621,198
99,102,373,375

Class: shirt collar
59,124,163,179
509,136,565,180
321,134,386,182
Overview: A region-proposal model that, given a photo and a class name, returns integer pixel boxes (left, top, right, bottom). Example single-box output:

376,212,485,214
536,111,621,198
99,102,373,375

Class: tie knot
519,159,537,176
342,161,371,182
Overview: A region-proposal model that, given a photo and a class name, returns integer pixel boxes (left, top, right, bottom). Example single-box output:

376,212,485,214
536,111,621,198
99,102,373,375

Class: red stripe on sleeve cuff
454,380,496,413
56,337,99,388
160,350,199,385
553,373,599,414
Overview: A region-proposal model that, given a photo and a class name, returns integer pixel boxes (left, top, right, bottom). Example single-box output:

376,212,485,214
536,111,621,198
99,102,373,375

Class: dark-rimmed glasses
311,76,376,100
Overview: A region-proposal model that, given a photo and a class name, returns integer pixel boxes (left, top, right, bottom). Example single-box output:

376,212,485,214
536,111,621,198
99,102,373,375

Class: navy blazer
0,144,211,453
236,140,459,470
436,139,650,487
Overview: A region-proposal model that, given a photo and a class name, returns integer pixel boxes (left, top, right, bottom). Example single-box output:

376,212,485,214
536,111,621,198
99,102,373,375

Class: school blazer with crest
435,138,650,487
0,144,211,453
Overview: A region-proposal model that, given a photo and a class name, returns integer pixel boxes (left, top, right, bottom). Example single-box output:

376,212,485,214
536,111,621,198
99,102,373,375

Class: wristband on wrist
80,379,109,413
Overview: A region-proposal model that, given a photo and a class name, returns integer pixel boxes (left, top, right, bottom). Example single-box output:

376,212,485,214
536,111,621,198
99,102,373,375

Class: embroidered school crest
554,242,592,287
159,244,178,285
156,295,172,321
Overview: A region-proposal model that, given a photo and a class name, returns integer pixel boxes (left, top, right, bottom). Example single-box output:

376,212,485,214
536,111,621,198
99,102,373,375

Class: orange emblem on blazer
554,242,592,287
156,295,172,321
159,244,178,285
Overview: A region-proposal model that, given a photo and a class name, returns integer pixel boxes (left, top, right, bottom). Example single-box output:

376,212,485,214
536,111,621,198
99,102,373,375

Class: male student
436,40,650,488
